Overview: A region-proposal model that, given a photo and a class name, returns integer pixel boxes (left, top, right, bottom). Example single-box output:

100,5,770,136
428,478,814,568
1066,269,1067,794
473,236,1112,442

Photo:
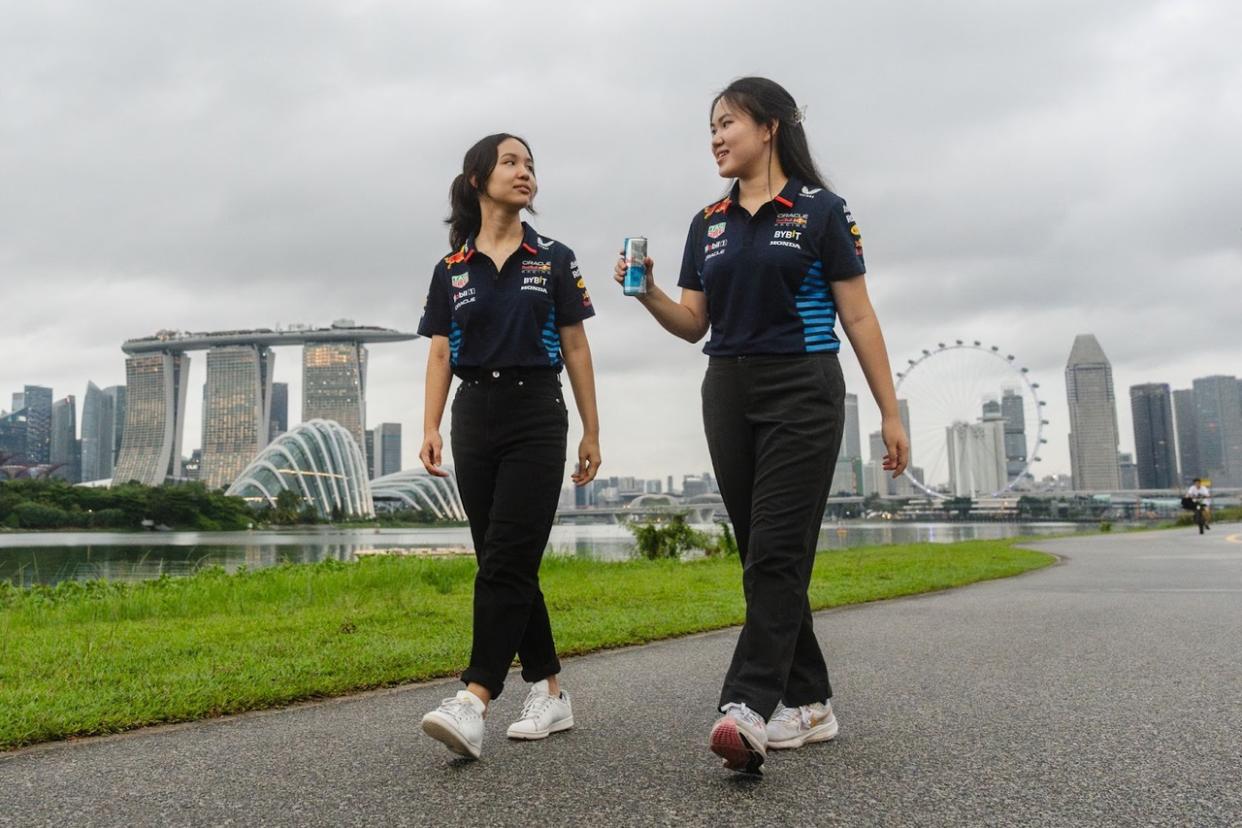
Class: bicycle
1181,496,1210,534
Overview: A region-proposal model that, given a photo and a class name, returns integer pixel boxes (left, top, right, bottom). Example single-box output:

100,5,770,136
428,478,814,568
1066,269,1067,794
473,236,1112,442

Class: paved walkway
3,528,1240,827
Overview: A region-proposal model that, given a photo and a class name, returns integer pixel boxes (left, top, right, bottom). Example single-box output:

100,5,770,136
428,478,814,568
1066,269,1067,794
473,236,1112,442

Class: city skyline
2,0,1239,483
3,341,1238,490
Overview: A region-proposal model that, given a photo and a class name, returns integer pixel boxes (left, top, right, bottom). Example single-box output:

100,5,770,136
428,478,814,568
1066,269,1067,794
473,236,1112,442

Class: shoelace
720,702,764,728
770,706,803,728
436,697,477,724
519,689,558,721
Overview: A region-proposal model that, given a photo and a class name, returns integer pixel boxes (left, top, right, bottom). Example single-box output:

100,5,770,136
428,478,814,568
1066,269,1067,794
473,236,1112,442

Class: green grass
0,540,1052,750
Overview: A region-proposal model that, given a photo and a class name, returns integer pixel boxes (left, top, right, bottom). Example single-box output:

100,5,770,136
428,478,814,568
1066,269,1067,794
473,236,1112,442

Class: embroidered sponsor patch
451,272,469,289
521,260,552,275
775,213,808,228
707,221,726,239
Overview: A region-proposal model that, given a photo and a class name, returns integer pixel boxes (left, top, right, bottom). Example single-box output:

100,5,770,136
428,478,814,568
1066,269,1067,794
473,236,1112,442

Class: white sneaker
709,702,767,774
506,679,574,740
766,700,839,749
421,690,486,759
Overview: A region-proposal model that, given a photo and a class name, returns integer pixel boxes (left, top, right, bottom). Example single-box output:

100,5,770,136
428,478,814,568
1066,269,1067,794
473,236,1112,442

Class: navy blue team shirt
418,222,595,372
677,176,866,356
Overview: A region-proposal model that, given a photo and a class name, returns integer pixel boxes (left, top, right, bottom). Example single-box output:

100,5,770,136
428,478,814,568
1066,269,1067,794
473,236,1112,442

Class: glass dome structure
227,419,373,518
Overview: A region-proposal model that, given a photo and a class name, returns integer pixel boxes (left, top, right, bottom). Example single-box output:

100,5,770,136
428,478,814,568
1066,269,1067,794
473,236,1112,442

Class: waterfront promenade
2,528,1239,826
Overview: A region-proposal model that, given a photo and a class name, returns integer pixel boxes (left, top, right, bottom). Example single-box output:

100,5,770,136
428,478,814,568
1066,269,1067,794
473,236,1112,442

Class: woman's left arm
834,274,909,477
559,322,601,485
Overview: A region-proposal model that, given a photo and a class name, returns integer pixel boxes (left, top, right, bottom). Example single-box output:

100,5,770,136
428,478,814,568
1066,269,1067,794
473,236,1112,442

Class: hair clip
791,104,808,125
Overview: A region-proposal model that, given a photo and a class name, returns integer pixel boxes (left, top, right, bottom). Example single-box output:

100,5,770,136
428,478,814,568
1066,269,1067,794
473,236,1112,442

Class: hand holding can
622,236,648,296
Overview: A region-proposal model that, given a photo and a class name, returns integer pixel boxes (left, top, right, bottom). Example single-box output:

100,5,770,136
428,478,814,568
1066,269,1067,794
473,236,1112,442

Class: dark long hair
446,133,536,250
711,77,831,192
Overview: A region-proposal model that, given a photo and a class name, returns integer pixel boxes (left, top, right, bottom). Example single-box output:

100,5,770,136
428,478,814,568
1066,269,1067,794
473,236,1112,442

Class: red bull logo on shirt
775,213,808,228
445,245,472,266
521,260,552,275
704,197,731,219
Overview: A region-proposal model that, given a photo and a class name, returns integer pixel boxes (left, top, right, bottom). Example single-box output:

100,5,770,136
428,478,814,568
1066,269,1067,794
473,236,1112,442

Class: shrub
627,514,729,560
13,502,70,529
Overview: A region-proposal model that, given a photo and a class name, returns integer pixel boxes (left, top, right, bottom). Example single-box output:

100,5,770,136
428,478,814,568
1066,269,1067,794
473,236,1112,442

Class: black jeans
702,353,846,719
451,368,567,699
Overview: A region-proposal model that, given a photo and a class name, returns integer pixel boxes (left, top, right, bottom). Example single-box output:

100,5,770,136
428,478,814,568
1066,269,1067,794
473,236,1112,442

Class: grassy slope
0,540,1052,749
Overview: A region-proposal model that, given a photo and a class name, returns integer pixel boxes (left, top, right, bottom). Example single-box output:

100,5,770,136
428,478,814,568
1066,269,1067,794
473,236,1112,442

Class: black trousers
702,353,846,719
451,369,567,699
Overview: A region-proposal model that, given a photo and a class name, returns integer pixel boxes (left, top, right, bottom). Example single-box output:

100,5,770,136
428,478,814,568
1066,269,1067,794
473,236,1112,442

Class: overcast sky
2,0,1239,485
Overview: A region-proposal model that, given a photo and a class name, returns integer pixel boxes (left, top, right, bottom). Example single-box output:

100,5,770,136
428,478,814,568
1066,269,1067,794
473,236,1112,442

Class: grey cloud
3,0,1239,481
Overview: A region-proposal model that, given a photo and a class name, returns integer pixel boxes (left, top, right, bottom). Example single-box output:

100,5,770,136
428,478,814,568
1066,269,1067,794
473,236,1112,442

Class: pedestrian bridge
558,494,724,525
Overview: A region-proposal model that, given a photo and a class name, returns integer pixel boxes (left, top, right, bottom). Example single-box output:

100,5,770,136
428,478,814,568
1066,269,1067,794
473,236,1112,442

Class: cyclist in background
1185,478,1211,533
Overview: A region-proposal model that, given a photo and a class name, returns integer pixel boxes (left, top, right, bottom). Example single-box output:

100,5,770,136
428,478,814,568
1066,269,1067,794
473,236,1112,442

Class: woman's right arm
420,335,452,477
613,256,709,342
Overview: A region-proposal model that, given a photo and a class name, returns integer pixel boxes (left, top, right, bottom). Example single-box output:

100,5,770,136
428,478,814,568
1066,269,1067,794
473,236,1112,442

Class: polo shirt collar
462,221,542,260
726,176,804,211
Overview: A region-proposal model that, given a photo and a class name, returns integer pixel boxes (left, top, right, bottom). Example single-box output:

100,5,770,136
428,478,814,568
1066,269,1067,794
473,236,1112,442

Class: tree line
0,480,447,531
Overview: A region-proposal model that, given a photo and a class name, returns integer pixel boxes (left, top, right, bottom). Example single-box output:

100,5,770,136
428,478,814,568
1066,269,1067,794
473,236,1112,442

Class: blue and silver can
623,236,648,297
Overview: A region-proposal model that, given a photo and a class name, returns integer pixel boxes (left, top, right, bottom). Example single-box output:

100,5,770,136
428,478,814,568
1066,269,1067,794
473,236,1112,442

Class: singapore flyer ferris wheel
893,340,1049,499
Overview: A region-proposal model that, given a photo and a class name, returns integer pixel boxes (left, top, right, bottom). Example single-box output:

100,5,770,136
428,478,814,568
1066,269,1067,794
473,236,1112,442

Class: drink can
623,236,648,296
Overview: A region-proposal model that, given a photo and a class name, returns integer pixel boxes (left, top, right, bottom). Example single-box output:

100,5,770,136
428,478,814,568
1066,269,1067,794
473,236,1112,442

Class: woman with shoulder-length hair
616,78,908,775
418,133,601,760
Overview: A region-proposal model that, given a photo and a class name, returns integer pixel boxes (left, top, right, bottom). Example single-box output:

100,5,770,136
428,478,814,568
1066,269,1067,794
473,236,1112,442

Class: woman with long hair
616,78,908,775
418,133,601,760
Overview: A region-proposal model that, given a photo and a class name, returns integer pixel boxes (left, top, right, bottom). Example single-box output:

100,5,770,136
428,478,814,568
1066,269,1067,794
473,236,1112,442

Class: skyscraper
843,393,861,461
80,381,116,482
269,382,289,442
117,324,413,488
375,422,402,477
1065,334,1121,490
200,345,275,490
1172,388,1198,483
946,415,1007,497
1192,375,1242,486
22,385,53,464
50,395,80,482
365,429,376,478
113,353,191,486
0,409,27,461
303,341,368,469
1129,383,1178,489
1001,388,1027,481
105,385,127,469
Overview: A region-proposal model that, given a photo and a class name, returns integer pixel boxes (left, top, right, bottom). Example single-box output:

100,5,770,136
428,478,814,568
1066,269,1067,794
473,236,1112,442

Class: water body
0,522,1092,588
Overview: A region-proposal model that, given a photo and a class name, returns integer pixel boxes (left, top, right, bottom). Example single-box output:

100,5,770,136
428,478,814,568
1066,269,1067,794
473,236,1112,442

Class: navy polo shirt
417,222,595,371
676,177,866,356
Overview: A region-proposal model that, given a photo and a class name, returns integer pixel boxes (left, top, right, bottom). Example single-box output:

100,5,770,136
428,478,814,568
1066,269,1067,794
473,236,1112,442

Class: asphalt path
3,527,1240,827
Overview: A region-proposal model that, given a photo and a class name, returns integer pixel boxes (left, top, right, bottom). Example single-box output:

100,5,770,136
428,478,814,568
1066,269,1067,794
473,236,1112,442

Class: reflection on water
0,522,1090,588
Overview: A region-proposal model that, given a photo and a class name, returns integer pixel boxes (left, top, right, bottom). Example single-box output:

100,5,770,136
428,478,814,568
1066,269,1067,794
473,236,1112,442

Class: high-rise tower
21,385,53,464
1192,375,1242,486
200,345,275,490
50,395,80,482
1065,334,1120,490
303,341,368,469
1129,383,1177,489
81,381,116,482
113,353,191,485
1172,388,1198,483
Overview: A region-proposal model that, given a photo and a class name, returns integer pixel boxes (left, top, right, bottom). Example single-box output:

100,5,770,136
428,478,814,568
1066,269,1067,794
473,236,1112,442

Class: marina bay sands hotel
112,322,417,488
